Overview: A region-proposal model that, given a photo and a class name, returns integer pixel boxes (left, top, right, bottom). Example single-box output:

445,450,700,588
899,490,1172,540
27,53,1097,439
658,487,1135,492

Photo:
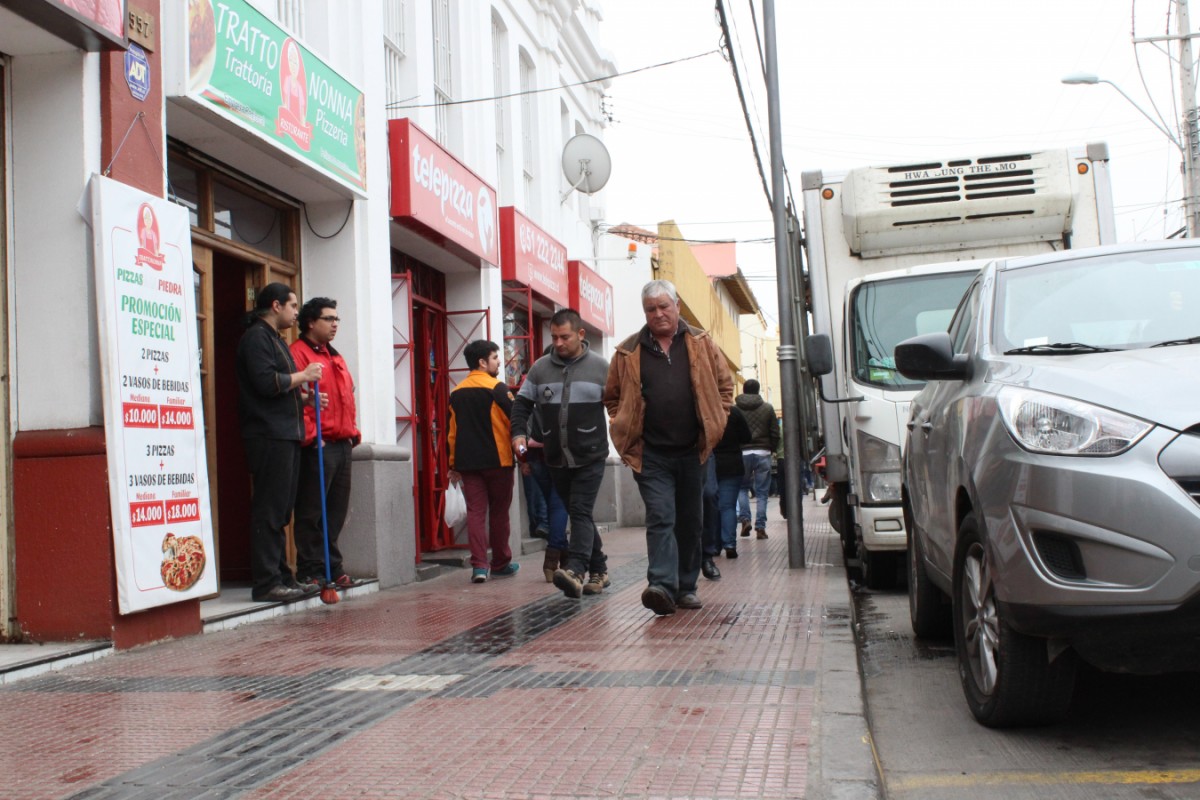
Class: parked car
895,240,1200,728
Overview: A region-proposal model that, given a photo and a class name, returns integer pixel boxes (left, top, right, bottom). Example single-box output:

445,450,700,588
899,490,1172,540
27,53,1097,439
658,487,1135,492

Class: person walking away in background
236,282,322,603
736,379,779,541
703,405,752,578
448,340,520,584
604,280,733,616
511,309,611,598
290,297,363,589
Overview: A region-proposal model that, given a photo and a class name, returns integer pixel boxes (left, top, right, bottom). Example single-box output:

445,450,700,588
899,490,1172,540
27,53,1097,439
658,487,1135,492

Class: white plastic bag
443,483,467,530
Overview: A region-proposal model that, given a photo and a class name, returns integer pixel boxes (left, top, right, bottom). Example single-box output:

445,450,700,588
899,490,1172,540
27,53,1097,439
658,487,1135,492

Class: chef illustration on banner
91,175,216,614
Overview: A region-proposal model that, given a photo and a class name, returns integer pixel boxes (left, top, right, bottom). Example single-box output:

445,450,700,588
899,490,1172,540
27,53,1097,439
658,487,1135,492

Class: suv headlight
998,386,1152,456
856,430,901,502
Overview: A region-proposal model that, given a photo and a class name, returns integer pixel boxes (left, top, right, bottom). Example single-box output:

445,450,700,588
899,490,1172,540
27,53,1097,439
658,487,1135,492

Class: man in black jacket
511,309,611,599
735,379,780,540
236,283,323,602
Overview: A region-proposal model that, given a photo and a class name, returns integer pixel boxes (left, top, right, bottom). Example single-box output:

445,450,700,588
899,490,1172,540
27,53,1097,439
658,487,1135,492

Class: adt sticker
125,43,150,102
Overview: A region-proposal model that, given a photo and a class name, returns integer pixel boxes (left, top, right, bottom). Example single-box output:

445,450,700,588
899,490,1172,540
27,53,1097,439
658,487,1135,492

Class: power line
715,0,772,206
386,50,719,110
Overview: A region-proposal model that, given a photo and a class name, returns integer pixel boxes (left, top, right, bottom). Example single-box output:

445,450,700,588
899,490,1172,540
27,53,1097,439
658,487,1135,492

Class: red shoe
333,574,365,588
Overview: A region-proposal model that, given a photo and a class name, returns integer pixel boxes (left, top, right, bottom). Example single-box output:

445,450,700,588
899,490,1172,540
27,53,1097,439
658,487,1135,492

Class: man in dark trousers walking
511,309,611,598
604,280,733,616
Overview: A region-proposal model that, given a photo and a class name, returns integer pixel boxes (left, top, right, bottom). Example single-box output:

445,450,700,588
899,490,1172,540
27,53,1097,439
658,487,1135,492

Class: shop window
213,180,284,258
169,156,201,228
167,143,298,262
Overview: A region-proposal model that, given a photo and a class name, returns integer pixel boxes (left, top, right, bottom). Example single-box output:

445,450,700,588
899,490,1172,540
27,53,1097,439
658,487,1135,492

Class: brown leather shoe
675,591,703,610
756,528,768,540
542,547,563,582
641,585,676,616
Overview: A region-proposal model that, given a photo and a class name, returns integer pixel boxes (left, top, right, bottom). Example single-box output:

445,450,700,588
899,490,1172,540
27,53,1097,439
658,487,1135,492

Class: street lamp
1062,69,1200,237
1061,73,1182,149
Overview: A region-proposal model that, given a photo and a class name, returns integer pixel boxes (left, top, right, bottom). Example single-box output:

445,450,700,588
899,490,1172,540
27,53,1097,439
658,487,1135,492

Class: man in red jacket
291,297,363,588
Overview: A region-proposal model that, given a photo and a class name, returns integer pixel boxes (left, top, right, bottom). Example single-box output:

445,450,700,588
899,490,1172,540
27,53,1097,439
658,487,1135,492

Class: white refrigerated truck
803,143,1116,587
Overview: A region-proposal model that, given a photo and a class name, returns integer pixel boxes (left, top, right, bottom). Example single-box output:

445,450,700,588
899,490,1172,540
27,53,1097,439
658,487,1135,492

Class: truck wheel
908,526,950,639
952,514,1076,727
826,484,856,560
860,544,897,590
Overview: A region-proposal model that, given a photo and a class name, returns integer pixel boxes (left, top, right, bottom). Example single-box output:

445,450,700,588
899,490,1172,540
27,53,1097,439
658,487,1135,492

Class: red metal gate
400,278,489,554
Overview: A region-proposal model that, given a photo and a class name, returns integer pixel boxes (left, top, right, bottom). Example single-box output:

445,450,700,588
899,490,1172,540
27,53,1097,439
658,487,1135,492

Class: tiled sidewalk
0,496,877,800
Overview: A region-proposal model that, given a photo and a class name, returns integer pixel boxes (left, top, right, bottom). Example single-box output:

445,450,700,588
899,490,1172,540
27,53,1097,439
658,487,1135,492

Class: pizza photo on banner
90,175,217,614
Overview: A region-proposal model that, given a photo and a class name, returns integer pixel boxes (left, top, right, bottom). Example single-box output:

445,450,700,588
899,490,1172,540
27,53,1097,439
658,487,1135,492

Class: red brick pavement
0,496,869,800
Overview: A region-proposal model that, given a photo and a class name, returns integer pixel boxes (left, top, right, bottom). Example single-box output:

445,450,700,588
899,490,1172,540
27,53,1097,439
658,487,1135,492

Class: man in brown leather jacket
603,280,733,615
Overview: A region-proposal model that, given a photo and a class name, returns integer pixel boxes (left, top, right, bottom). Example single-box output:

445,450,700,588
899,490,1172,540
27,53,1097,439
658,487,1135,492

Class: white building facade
0,0,615,646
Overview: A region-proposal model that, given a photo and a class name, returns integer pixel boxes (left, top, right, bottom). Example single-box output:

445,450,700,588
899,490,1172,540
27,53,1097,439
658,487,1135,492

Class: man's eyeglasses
319,315,340,323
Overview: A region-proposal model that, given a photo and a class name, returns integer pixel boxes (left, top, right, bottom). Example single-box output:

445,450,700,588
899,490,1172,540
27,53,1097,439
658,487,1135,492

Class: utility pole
762,0,805,567
1178,0,1200,237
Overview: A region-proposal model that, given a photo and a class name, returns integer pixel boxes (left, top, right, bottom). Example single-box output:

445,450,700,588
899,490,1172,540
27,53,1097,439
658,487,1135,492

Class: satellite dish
561,133,612,196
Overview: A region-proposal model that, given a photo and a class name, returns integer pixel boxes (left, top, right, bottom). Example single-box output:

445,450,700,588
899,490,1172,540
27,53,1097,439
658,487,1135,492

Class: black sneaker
253,585,305,603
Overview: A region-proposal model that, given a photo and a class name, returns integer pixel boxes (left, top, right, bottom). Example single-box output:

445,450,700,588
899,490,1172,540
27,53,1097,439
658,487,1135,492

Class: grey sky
598,0,1191,325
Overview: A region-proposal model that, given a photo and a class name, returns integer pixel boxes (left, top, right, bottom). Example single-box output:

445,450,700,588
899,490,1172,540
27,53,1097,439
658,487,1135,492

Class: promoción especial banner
90,175,217,614
186,0,367,192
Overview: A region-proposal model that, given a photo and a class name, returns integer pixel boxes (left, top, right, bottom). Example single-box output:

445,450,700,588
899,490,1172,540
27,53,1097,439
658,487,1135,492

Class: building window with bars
384,0,407,119
492,13,509,202
432,0,454,144
519,49,536,215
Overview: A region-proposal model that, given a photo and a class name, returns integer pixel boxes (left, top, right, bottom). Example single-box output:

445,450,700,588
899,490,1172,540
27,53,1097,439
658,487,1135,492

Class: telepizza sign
499,207,569,307
388,118,499,266
90,175,216,614
568,260,614,336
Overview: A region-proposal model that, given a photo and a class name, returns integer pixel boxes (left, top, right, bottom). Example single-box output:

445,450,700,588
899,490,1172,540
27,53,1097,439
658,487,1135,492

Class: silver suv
896,240,1200,728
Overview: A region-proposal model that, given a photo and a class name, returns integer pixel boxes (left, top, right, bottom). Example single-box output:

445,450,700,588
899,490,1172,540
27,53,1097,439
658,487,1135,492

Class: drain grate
328,673,464,692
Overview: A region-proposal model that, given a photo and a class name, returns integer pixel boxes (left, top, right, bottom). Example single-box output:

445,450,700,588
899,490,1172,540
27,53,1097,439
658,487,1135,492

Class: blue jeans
523,470,547,532
737,452,773,530
702,459,744,555
530,455,568,550
550,459,606,574
634,445,703,595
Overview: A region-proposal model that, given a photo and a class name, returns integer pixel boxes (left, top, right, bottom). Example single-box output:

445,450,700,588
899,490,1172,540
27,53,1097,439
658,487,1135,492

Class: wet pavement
0,496,877,799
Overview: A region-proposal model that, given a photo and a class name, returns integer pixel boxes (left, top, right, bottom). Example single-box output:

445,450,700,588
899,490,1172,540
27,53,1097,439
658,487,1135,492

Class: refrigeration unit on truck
803,143,1116,588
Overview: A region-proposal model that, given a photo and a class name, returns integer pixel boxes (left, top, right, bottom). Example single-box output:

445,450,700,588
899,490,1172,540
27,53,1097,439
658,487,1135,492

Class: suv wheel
952,513,1076,727
908,522,950,639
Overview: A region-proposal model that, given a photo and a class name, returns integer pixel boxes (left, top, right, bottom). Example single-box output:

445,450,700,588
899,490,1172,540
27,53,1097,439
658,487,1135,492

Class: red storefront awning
499,207,569,307
568,260,614,337
388,118,499,266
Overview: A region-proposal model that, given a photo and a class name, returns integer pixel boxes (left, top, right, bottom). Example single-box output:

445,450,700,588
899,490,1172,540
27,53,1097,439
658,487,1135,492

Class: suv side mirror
806,334,833,377
894,332,970,381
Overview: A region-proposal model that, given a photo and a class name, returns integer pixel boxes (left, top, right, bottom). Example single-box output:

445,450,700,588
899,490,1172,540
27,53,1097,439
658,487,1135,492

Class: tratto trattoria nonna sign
185,0,367,192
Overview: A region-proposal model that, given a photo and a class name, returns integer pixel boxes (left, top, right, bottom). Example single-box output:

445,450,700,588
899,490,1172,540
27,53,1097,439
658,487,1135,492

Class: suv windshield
994,250,1200,352
849,270,977,390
